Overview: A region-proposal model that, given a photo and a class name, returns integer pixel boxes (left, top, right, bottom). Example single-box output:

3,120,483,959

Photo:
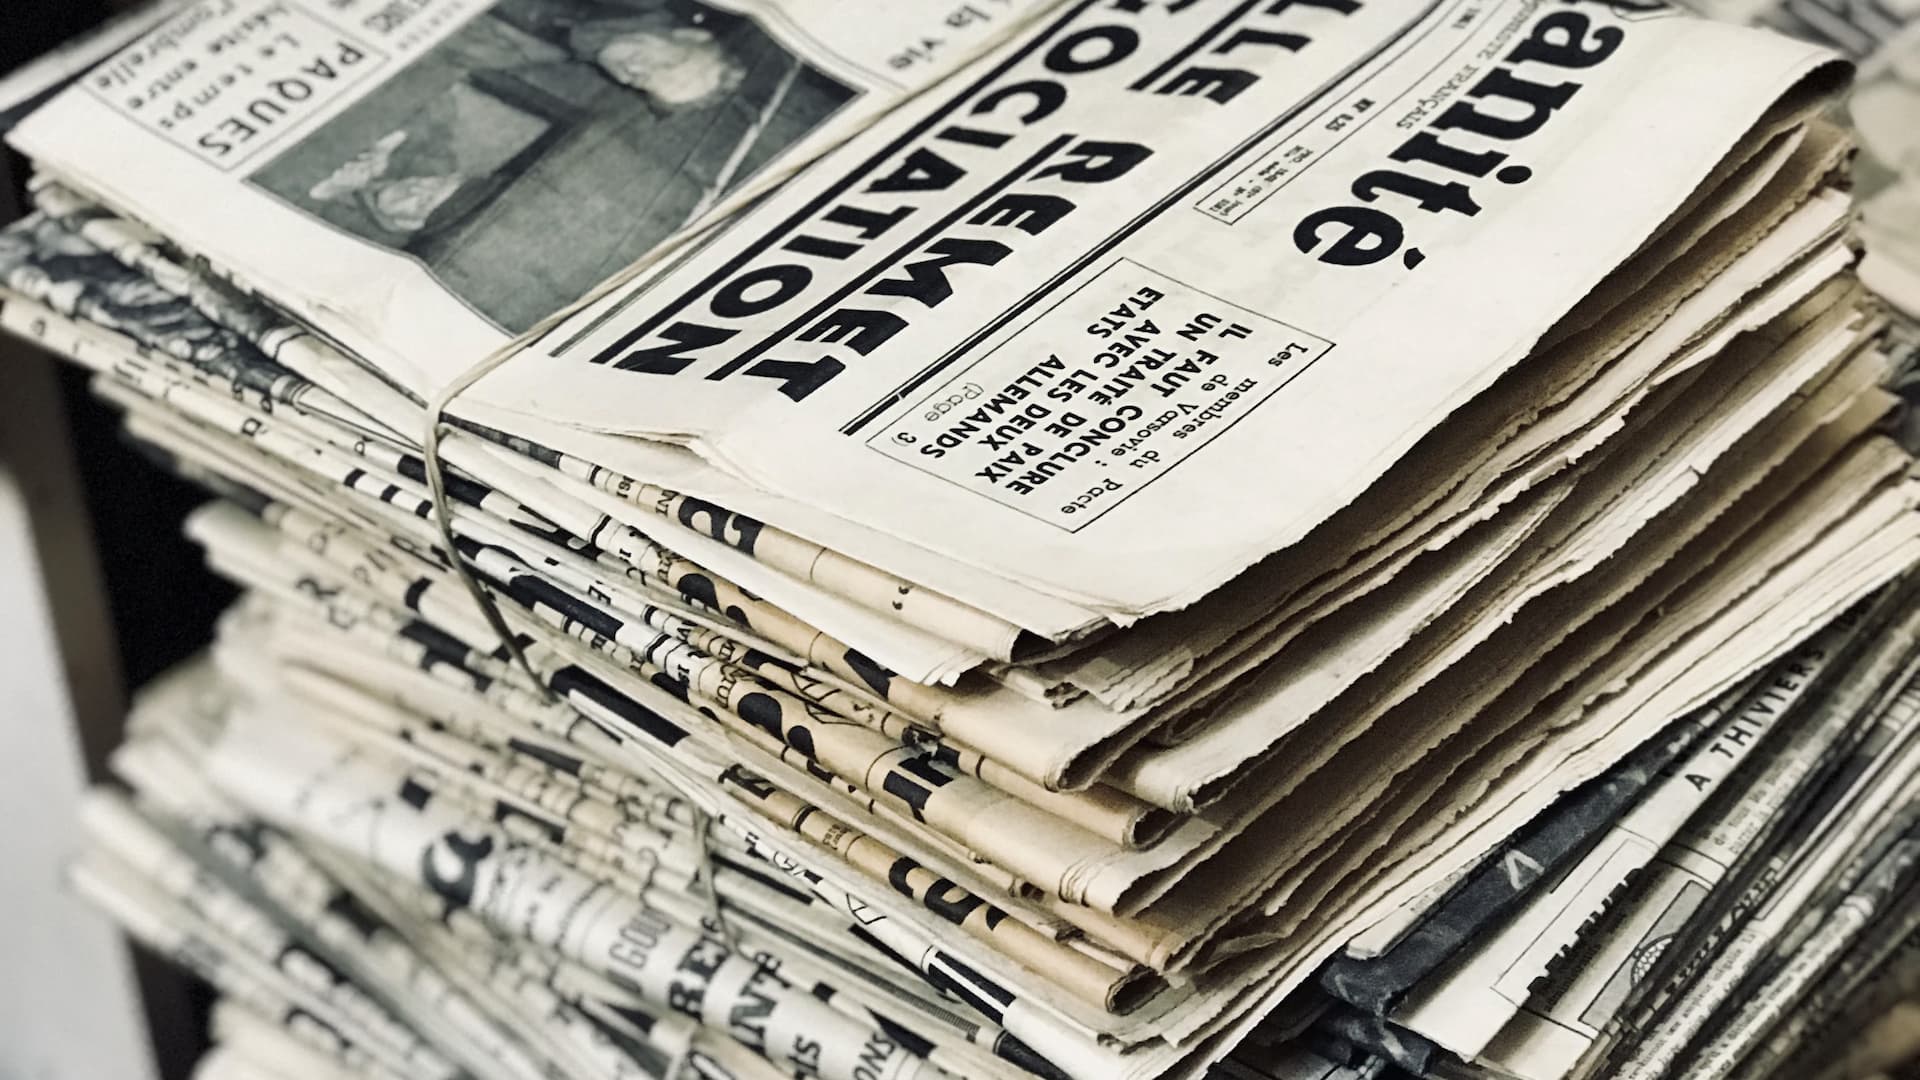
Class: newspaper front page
12,0,1852,621
465,0,1849,616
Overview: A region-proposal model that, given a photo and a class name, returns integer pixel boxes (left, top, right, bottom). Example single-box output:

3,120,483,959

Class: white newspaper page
7,0,1065,397
474,0,1846,616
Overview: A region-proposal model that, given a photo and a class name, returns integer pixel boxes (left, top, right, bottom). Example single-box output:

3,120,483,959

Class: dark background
4,0,234,692
5,3,228,1077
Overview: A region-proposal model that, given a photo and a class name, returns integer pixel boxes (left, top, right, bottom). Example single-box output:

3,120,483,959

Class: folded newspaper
9,0,1920,1077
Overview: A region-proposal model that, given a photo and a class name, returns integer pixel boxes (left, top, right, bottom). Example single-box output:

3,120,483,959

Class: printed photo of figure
250,0,857,332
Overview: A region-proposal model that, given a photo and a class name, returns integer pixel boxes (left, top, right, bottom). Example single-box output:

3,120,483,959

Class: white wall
0,349,159,1080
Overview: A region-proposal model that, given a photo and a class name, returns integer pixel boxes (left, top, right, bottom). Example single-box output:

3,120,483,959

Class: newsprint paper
12,0,1852,617
8,0,1064,377
11,2,1920,1080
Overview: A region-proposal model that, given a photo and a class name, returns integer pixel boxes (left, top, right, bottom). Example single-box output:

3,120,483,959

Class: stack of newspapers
8,0,1920,1078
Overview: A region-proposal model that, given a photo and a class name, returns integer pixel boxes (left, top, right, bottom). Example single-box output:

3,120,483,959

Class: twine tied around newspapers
421,256,740,953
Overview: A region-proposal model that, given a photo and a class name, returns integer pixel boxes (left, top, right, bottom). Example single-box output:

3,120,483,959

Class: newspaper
126,664,910,1080
176,505,1189,1073
1049,184,1867,809
1122,295,1904,950
192,472,1211,919
123,409,1320,1068
17,4,1920,1078
0,204,1198,874
1601,673,1920,1079
1362,442,1920,906
1179,469,1920,1072
187,356,1877,959
202,707,941,1080
14,180,1052,686
10,0,1854,622
107,741,562,1080
1211,1040,1377,1080
206,1001,396,1080
11,18,1873,876
33,237,1920,1076
119,665,828,1080
1479,602,1920,1080
197,558,1176,1079
1707,833,1920,1079
67,849,456,1080
1121,455,1904,1006
1031,108,1857,718
7,0,1121,681
7,0,1066,371
1318,706,1719,1017
1386,613,1872,1060
477,0,1856,619
30,191,1920,1068
77,793,482,1080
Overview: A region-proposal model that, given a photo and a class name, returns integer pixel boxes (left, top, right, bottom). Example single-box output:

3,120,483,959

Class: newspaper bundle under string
7,0,1920,1078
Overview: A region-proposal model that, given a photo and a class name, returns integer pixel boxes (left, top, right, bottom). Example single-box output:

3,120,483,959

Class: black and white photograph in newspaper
250,0,856,331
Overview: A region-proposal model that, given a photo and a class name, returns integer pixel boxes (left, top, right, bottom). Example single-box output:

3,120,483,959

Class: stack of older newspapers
9,0,1920,1077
